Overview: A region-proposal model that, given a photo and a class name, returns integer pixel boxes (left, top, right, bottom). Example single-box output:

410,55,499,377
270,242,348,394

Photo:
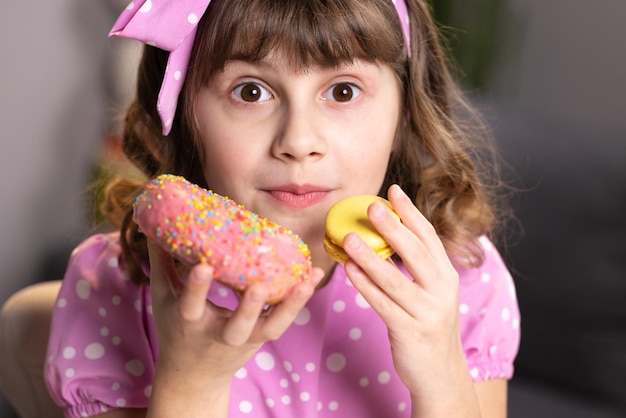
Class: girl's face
195,52,402,271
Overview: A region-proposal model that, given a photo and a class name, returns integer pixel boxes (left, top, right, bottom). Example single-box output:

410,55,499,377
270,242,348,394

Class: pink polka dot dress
44,233,520,417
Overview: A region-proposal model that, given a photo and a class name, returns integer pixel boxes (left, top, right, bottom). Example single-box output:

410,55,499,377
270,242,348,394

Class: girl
44,0,520,417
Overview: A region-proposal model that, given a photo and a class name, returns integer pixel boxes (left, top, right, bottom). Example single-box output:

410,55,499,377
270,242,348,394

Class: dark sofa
494,107,626,418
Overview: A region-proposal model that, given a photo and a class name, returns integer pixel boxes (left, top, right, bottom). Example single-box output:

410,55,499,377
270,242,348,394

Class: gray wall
0,2,134,414
493,0,626,130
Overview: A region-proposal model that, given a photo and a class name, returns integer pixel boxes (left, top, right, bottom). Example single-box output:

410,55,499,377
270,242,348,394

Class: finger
221,283,270,346
178,264,215,322
344,259,400,322
147,239,184,302
367,198,437,283
343,233,418,315
368,186,453,291
386,184,449,266
255,267,323,341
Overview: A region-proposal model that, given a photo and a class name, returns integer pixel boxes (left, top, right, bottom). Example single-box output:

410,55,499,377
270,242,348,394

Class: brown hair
103,0,507,284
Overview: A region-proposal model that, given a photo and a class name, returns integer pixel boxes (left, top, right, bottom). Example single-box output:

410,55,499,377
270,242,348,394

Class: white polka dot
65,368,75,378
174,70,182,81
138,0,152,13
280,378,289,388
112,295,122,305
359,377,369,387
329,401,339,411
378,371,391,384
100,327,109,336
116,398,127,407
144,386,152,397
85,343,105,360
291,373,300,382
235,367,247,379
459,303,470,314
300,392,310,401
479,236,492,250
125,1,135,11
57,298,67,308
502,308,511,321
489,345,498,355
481,272,491,283
63,347,76,359
126,359,146,376
355,293,370,309
112,336,121,345
187,13,199,24
305,362,316,372
111,382,120,391
349,327,362,340
134,299,142,311
470,367,480,379
399,402,407,411
266,398,275,408
333,300,346,312
283,361,293,372
294,307,311,325
218,287,229,297
108,257,119,268
239,401,253,413
255,352,275,371
281,395,292,405
326,353,347,372
99,308,107,317
75,280,91,300
146,305,153,315
512,317,520,329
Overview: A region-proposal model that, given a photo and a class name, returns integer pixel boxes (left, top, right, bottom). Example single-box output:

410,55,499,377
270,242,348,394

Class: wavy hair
102,0,509,284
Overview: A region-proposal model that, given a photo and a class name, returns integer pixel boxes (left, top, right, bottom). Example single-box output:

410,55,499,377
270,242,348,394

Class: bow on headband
110,0,411,136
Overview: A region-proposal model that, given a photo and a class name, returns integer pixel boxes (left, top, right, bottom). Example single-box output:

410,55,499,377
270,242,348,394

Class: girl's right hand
145,239,323,415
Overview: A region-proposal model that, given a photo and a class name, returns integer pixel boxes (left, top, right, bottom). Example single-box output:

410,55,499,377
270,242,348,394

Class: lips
265,184,332,208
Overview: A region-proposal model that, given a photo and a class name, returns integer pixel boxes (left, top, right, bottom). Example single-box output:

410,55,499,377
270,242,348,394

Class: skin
97,51,508,417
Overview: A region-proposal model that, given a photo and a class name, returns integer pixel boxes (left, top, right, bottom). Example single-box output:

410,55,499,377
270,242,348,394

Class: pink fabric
109,0,411,136
45,233,519,417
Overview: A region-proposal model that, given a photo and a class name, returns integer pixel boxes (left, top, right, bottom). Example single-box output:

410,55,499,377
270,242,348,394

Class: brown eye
233,82,272,102
323,82,361,102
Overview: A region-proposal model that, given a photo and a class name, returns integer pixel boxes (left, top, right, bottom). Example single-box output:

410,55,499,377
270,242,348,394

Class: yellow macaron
323,195,400,263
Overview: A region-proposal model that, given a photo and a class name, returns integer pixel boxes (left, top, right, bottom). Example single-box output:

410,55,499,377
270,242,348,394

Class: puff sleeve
44,234,157,417
456,237,521,381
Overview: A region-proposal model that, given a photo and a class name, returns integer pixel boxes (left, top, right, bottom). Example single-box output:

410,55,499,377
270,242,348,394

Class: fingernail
344,233,362,250
370,202,386,219
344,261,364,279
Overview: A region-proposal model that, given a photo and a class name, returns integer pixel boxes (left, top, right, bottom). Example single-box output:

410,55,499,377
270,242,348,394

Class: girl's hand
342,185,479,416
146,239,323,396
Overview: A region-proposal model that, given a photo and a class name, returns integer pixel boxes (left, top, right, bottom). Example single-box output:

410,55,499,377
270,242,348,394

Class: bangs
189,0,406,80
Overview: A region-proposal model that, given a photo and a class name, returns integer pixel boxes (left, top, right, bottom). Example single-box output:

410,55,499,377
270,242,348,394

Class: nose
271,102,327,162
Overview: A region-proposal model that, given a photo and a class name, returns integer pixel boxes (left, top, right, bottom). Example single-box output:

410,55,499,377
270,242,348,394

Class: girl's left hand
343,184,478,414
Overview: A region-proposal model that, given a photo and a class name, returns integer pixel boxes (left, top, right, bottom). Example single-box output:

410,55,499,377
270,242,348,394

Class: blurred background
1,0,624,416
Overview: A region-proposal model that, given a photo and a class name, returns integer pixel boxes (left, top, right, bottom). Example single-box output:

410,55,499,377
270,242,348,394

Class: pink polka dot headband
109,0,411,136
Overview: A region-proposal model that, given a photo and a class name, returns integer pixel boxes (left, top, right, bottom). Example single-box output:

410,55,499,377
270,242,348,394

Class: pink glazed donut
133,174,312,304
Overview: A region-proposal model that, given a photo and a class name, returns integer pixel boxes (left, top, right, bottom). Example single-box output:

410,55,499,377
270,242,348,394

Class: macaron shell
324,195,399,262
